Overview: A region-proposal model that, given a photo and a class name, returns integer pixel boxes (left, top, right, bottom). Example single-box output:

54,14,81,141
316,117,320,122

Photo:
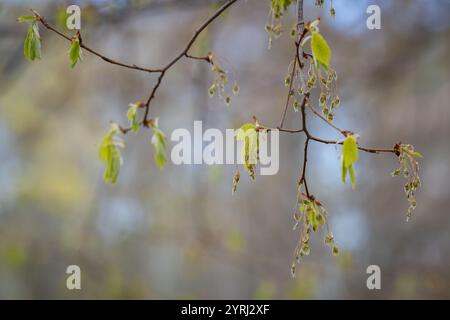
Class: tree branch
274,0,396,201
33,10,163,74
305,102,346,136
278,1,308,128
141,0,238,125
32,1,239,130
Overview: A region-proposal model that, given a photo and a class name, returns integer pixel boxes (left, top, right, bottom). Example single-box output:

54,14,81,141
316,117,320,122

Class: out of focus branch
30,0,239,131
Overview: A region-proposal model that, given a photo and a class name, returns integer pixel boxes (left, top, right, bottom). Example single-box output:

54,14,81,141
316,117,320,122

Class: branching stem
274,0,396,200
31,0,239,130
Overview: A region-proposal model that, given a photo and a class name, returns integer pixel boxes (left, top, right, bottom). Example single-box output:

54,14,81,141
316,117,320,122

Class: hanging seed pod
390,168,401,177
273,24,282,37
328,72,333,82
302,233,310,244
331,70,338,81
412,178,420,190
332,245,339,256
232,81,239,96
293,99,299,112
225,96,231,107
208,84,216,97
325,232,334,245
232,169,240,194
284,75,291,87
301,244,310,256
291,263,296,277
334,96,340,107
319,93,327,105
290,26,297,38
403,168,409,178
331,100,337,109
404,182,411,194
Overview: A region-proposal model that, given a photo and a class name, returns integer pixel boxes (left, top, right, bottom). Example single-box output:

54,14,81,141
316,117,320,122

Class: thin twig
32,1,239,130
278,4,308,129
279,54,298,128
299,91,310,196
141,0,239,125
33,10,162,74
305,102,346,136
308,135,396,154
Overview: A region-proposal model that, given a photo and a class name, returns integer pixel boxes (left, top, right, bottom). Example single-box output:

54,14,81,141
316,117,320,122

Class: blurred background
0,0,449,299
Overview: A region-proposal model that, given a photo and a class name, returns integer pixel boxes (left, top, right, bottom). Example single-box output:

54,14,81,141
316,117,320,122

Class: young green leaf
23,25,33,60
342,136,358,168
341,135,359,188
23,22,42,61
235,123,258,179
17,15,36,23
332,245,339,256
311,32,331,72
232,81,239,96
99,124,124,184
232,169,240,194
69,37,82,68
127,103,140,133
150,120,167,170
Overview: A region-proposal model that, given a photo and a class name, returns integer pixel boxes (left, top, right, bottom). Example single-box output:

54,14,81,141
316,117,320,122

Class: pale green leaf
69,38,82,68
127,103,140,133
332,245,339,256
17,15,36,23
99,124,124,184
311,32,331,71
23,22,41,61
341,136,359,188
342,136,358,168
23,25,32,60
235,123,258,179
235,123,256,140
151,123,167,170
